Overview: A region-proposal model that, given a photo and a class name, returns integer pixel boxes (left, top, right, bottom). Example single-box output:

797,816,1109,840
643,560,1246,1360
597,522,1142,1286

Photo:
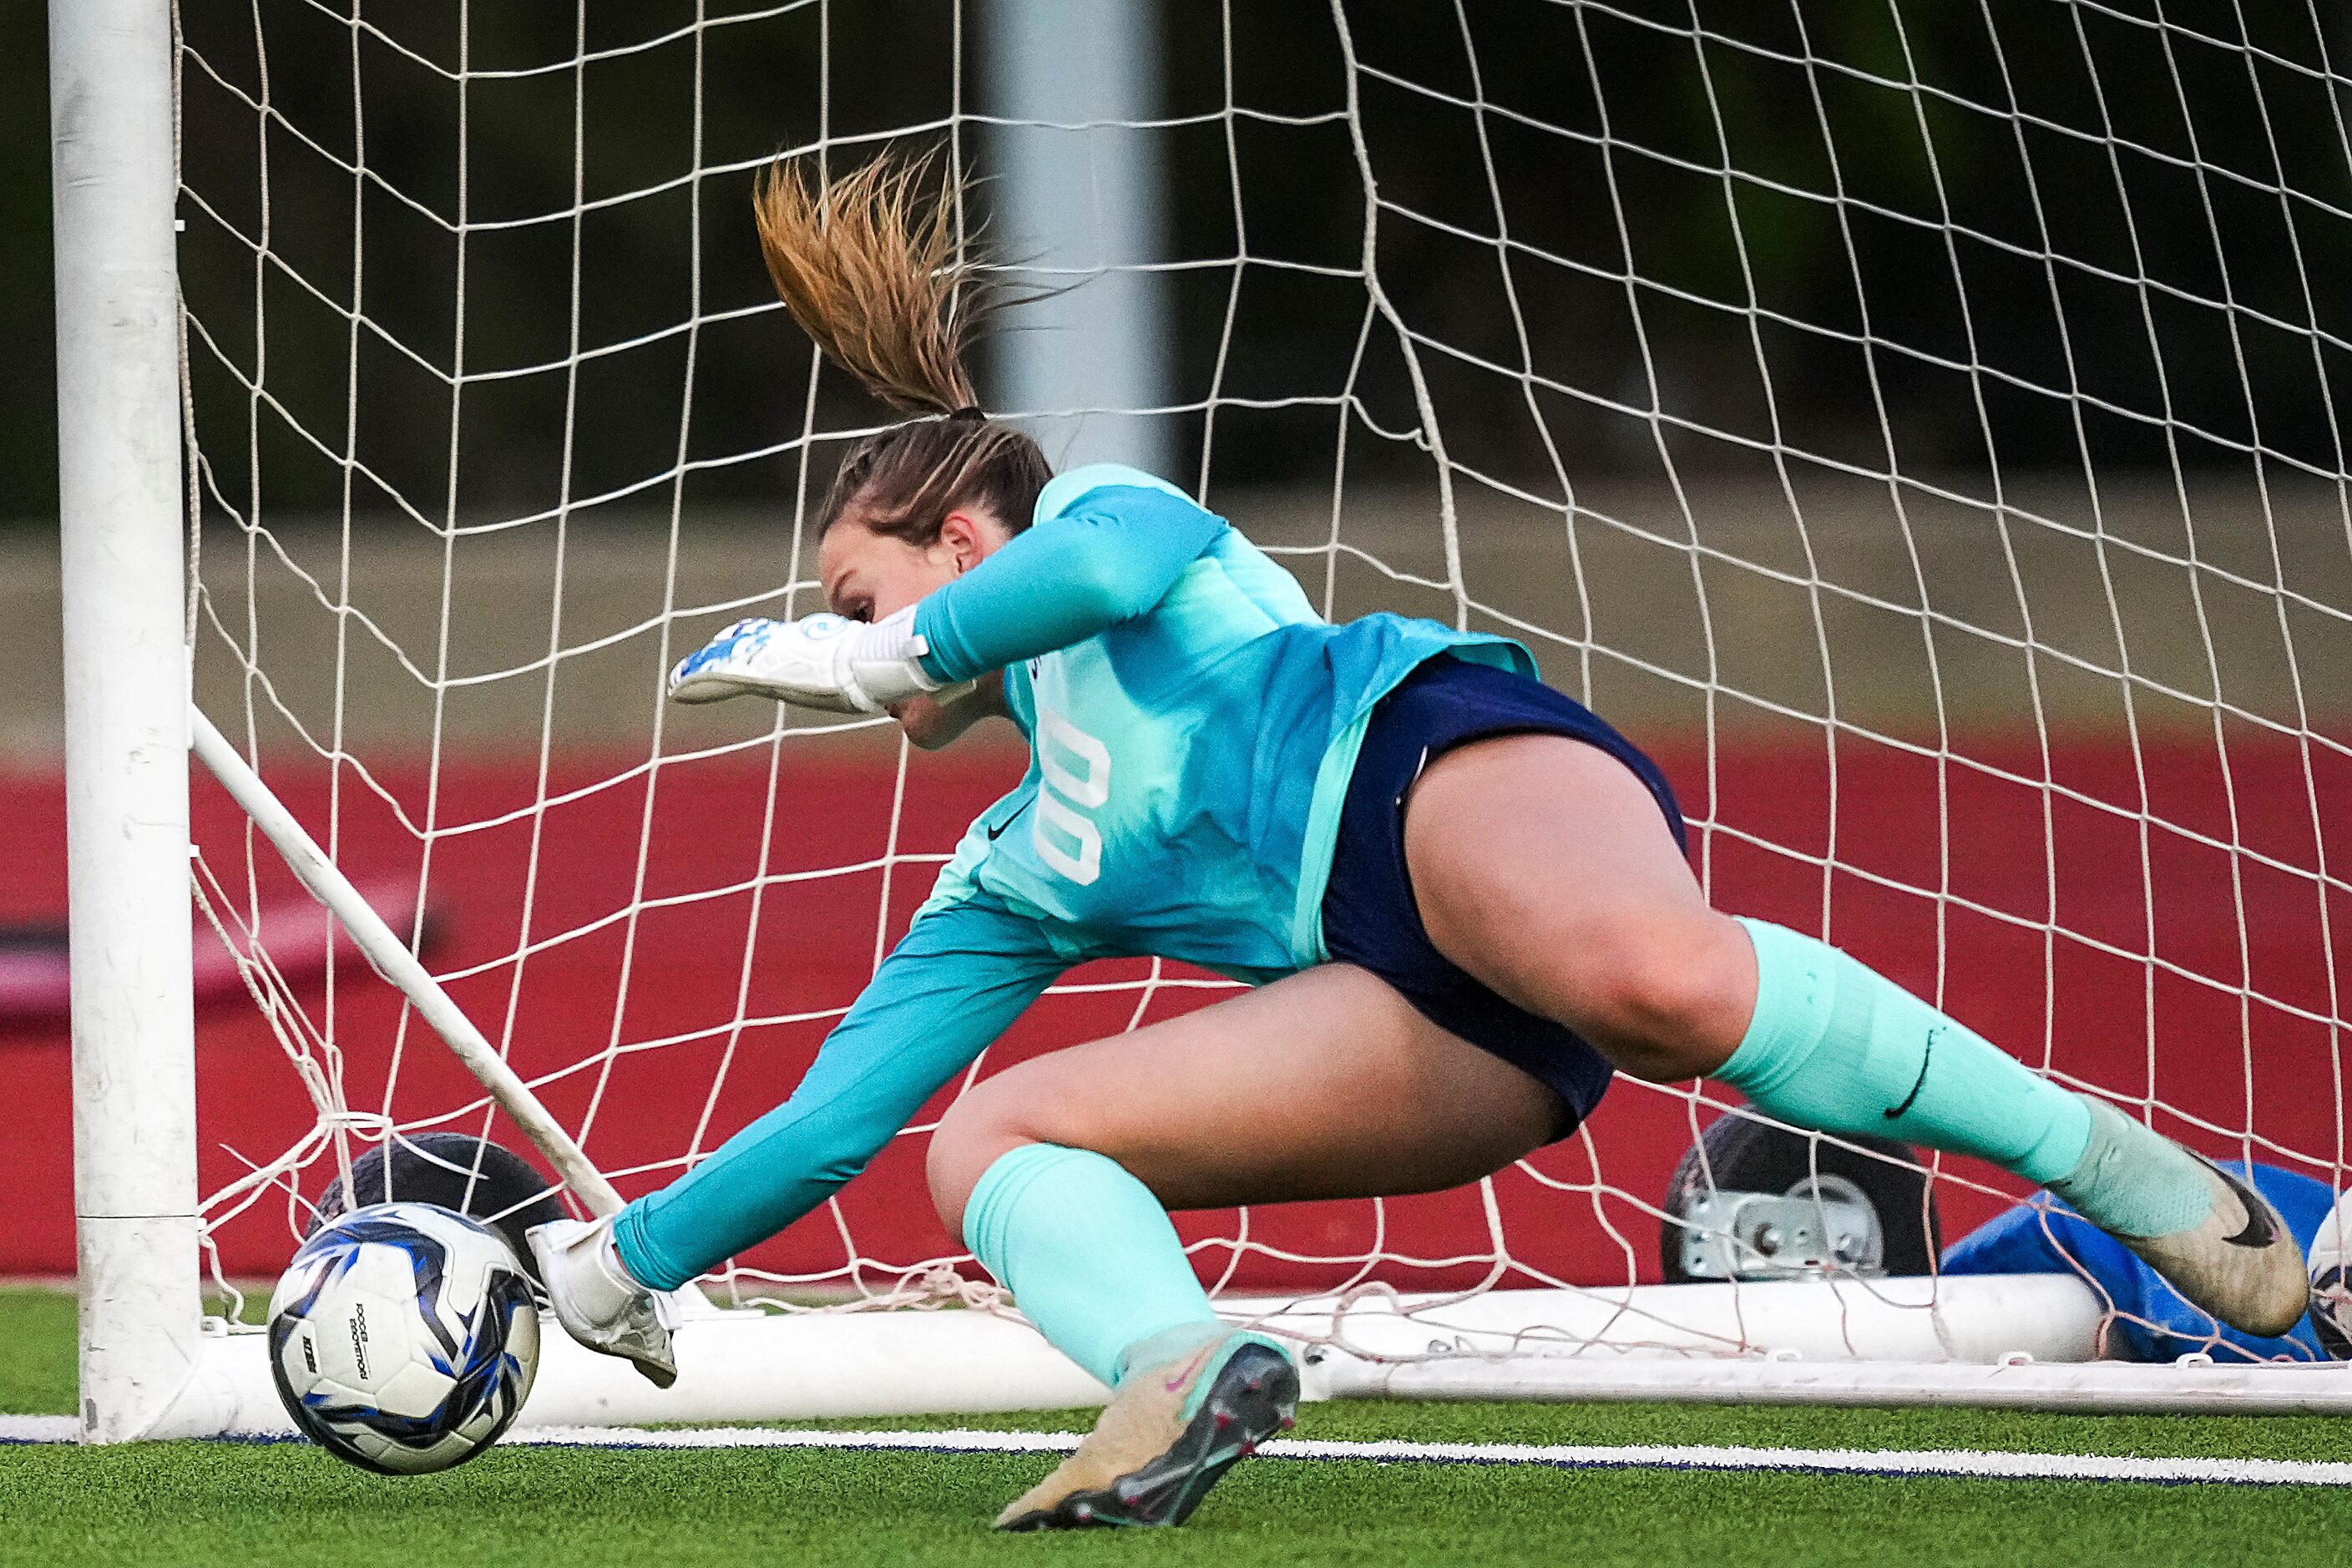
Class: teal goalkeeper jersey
612,463,1534,1288
913,463,1530,977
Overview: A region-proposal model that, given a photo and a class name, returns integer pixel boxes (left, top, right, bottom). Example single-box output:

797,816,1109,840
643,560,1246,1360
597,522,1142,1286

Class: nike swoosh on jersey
987,797,1033,842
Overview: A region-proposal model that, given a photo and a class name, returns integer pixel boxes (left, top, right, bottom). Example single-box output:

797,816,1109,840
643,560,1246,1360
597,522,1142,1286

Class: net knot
908,1262,1009,1314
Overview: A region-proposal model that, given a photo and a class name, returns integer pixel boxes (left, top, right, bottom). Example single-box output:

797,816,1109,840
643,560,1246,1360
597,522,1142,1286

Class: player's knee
1576,911,1752,1081
925,1071,1074,1239
928,1083,1017,1240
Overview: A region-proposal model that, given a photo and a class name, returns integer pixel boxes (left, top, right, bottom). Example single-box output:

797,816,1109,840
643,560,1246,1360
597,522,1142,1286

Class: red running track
4,721,2348,1292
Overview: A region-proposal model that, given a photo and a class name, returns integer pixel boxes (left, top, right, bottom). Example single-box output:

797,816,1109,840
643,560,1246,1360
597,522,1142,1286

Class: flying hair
753,149,1052,546
753,149,986,417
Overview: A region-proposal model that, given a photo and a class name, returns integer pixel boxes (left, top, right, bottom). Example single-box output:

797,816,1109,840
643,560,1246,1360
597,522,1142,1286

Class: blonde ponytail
755,149,1051,547
753,150,986,417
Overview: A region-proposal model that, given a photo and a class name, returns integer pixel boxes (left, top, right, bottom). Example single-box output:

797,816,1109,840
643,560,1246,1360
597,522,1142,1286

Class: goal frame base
111,1277,2352,1441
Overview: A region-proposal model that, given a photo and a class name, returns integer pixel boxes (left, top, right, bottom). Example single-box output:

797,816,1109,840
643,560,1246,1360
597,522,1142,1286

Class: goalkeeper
530,152,2309,1530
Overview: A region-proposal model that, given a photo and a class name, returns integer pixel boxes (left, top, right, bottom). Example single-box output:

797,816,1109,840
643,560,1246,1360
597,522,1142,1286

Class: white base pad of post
110,1277,2352,1437
163,1304,1110,1438
1244,1273,2112,1369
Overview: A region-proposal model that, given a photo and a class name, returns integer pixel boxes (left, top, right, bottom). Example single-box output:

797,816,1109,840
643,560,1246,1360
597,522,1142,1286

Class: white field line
507,1426,2352,1486
7,1414,2339,1487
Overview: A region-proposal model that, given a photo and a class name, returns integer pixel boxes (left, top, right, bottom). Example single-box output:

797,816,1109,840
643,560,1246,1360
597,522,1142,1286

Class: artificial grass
5,1286,2348,1568
0,1287,73,1419
5,1434,2347,1568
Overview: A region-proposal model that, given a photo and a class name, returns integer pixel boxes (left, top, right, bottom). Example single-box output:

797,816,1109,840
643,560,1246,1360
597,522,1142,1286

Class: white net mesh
175,1,2352,1367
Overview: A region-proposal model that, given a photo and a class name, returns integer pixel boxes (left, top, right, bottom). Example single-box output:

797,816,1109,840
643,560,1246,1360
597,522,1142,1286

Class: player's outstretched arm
612,890,1068,1287
530,891,1065,1378
910,482,1226,683
666,481,1222,714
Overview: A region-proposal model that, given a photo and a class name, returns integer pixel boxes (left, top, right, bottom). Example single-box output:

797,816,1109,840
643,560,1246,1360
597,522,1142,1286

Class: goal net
114,0,2352,1426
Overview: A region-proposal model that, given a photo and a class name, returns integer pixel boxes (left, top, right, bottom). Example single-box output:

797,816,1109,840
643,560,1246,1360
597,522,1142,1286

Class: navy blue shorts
1318,655,1687,1141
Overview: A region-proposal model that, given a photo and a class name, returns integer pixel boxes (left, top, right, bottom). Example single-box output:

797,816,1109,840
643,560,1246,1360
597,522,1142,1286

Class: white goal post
54,0,2352,1443
52,0,203,1445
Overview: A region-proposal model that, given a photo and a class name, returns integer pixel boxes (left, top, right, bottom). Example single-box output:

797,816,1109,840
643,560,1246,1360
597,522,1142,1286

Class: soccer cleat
526,1215,678,1388
994,1333,1298,1531
2110,1159,2306,1338
2047,1100,2307,1338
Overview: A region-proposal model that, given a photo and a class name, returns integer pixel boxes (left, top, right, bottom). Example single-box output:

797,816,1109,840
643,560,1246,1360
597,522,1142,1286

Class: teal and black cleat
994,1334,1299,1530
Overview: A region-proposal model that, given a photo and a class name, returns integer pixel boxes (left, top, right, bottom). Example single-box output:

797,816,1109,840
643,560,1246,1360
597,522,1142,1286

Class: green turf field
3,1286,2346,1567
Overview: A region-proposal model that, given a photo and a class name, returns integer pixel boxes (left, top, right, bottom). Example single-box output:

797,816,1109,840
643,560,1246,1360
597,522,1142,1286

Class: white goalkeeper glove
667,606,967,715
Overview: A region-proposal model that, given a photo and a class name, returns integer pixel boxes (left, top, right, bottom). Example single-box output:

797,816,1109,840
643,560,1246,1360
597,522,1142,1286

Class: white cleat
2047,1100,2306,1338
527,1216,678,1388
2113,1158,2308,1338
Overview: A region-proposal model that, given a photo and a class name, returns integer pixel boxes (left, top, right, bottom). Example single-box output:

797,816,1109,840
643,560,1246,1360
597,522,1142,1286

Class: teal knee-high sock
1719,919,2207,1239
964,1143,1224,1391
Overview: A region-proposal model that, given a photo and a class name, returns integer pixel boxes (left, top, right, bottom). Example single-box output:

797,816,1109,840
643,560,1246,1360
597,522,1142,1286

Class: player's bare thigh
925,962,1561,1237
1404,731,1757,1084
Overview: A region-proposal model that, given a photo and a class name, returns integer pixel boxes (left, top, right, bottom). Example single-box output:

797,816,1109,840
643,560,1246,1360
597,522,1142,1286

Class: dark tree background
10,1,2349,526
3,2,61,522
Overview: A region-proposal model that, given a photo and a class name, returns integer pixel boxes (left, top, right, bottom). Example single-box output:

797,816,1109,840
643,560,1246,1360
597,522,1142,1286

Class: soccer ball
270,1201,541,1474
2311,1189,2352,1359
